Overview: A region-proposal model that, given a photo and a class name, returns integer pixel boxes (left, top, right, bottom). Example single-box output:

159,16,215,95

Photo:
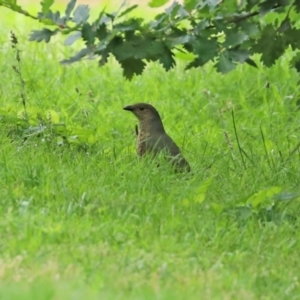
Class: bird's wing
154,133,191,172
148,133,181,156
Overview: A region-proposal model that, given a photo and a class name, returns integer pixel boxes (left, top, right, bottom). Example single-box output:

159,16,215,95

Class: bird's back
137,129,190,171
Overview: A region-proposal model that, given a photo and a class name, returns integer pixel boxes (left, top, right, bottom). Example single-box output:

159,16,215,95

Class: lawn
1,1,300,299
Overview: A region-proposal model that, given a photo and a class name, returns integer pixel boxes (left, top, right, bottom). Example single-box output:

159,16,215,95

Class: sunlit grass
1,1,300,299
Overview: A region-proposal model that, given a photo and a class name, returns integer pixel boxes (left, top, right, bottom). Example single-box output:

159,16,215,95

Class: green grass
1,2,300,300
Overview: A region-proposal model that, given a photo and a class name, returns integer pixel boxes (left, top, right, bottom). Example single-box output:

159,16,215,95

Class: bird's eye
139,107,144,111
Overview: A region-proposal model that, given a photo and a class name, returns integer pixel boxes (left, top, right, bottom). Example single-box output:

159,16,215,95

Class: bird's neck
139,117,165,134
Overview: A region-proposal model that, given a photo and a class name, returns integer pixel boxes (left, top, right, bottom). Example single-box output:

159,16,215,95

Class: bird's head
123,103,159,122
123,103,164,132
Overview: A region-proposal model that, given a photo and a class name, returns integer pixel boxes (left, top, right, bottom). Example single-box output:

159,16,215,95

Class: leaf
159,47,175,71
165,34,190,48
193,177,214,203
246,0,260,10
273,191,300,201
60,48,92,64
40,0,54,14
234,206,253,221
223,31,248,48
82,23,95,46
290,52,300,73
165,1,181,18
64,31,81,46
285,28,300,50
215,51,236,74
46,110,60,123
146,40,165,59
245,58,258,68
259,0,275,16
65,0,76,20
252,25,286,67
149,13,167,30
228,48,249,63
105,12,117,21
96,23,107,40
247,186,282,207
295,0,300,13
112,39,141,60
73,5,89,24
191,36,218,65
118,4,138,19
210,203,224,215
29,28,57,43
45,11,64,26
240,21,259,38
177,5,190,20
148,0,169,8
98,50,110,66
114,18,143,32
119,58,146,80
185,57,205,69
184,0,198,11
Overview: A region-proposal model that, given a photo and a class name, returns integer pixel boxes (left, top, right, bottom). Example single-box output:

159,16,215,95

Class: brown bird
123,103,191,172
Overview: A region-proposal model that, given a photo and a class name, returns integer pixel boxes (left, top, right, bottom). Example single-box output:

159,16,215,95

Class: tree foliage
1,0,300,79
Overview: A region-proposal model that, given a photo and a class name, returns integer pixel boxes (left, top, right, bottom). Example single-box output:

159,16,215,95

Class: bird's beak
123,105,133,111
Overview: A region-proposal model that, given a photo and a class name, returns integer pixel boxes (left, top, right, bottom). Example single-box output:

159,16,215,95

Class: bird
123,103,191,172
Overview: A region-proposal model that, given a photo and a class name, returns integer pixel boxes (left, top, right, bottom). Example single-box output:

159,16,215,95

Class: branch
1,3,38,20
205,4,282,30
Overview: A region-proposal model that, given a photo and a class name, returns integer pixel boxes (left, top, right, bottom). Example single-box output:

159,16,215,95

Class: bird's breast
136,130,151,156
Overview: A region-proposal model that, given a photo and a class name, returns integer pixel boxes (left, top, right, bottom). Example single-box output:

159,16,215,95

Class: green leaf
44,11,64,26
234,206,253,221
245,58,258,68
119,58,146,80
191,36,218,64
98,50,110,66
184,0,198,11
60,48,92,64
215,51,236,74
96,23,107,40
29,28,57,43
285,28,300,50
290,52,300,73
224,31,248,48
118,4,138,19
228,48,249,63
164,34,190,47
246,0,260,10
246,186,282,207
64,31,81,46
40,0,54,14
252,25,286,67
159,47,175,71
165,2,181,18
295,0,300,13
185,57,205,69
146,40,166,59
195,19,209,32
259,0,275,16
240,21,259,38
148,0,169,8
218,0,238,14
65,0,76,20
193,177,214,203
114,18,143,32
112,39,146,60
82,23,95,46
73,5,89,24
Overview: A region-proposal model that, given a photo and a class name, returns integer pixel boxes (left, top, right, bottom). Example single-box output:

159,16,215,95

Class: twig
231,109,246,170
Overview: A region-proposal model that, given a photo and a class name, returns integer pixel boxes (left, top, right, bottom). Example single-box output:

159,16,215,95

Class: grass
1,2,300,299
